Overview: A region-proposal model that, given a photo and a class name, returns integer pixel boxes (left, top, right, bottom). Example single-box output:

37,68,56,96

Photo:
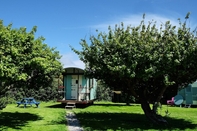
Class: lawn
73,102,197,131
0,102,67,131
1,101,197,131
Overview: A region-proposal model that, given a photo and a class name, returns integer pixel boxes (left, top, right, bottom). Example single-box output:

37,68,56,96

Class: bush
0,97,8,110
96,81,112,101
3,77,63,102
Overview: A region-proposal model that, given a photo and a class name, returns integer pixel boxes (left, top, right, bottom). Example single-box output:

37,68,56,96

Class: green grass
0,102,68,131
73,102,197,131
1,101,197,131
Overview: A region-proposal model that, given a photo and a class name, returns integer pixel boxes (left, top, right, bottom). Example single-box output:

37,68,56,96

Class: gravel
66,111,84,131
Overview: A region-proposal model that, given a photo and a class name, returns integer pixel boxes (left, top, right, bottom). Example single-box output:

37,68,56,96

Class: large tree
0,20,63,109
72,13,197,124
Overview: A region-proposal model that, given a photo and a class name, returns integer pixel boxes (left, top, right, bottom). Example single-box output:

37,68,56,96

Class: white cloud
91,13,184,32
60,53,85,69
122,14,180,27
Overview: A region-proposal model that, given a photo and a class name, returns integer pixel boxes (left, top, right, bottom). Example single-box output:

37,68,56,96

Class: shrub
0,97,8,110
96,81,112,101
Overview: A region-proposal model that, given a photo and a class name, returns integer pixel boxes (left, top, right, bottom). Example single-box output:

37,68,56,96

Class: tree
71,13,197,124
0,20,63,109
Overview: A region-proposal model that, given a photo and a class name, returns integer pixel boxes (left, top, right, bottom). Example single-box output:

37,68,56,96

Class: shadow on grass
92,103,140,107
46,103,91,109
49,112,67,125
45,103,65,108
43,105,66,126
75,112,197,131
17,106,39,108
0,112,42,130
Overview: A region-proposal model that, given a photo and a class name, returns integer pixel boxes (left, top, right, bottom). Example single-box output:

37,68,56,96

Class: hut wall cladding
63,67,97,101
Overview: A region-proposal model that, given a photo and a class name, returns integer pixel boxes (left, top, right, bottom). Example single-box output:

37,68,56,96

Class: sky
0,0,196,69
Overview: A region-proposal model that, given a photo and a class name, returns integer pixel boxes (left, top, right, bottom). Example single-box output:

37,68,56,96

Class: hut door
71,75,78,99
185,85,193,104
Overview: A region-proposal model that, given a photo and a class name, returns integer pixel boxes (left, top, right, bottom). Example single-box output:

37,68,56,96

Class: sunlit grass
0,102,68,131
1,101,197,131
73,102,197,131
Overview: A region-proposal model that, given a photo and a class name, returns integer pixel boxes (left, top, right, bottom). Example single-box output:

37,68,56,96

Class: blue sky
0,0,196,69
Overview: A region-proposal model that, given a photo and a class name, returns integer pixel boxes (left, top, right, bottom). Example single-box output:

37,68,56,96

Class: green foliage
96,81,136,103
5,78,63,102
72,13,197,102
0,20,63,109
0,97,7,110
118,91,136,104
0,20,62,87
72,13,197,121
96,81,112,101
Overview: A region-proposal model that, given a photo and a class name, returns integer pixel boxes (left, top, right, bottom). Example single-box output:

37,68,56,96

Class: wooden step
65,102,76,109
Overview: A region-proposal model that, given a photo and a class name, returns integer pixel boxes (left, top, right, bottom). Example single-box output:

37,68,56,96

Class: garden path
66,111,84,131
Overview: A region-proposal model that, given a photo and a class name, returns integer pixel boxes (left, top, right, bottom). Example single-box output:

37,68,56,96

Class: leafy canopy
0,20,63,99
72,13,197,103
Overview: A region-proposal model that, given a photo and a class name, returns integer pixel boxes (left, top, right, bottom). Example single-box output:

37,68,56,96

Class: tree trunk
128,82,168,125
153,85,168,113
140,95,168,125
126,91,131,105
